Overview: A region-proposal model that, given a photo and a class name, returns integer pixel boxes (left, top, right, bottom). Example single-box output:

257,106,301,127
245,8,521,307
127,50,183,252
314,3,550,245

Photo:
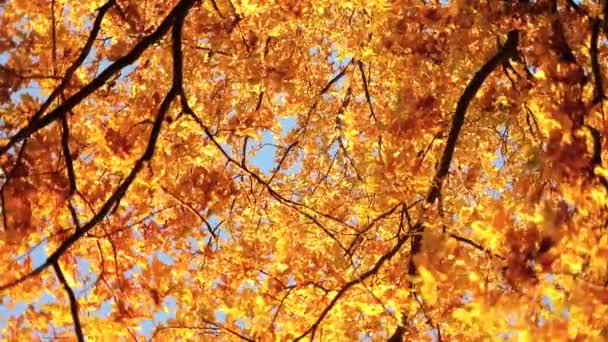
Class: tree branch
60,116,77,195
160,186,218,239
0,0,195,156
293,227,416,341
52,261,84,342
591,15,605,104
407,29,519,311
426,31,519,203
358,61,376,121
0,0,196,292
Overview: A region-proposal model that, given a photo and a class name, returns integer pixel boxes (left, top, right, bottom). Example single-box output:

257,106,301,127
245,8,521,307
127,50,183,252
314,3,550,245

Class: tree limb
426,31,519,203
0,0,195,156
53,261,84,342
0,0,196,292
590,15,605,104
293,228,416,341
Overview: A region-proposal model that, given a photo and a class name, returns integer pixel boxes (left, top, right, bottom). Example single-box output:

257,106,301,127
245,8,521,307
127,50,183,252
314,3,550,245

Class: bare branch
160,186,219,239
358,61,376,121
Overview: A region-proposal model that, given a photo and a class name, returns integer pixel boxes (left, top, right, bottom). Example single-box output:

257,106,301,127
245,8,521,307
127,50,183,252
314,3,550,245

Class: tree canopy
1,0,608,340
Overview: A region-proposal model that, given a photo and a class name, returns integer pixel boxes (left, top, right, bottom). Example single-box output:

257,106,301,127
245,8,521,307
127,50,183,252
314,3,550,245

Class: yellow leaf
533,69,546,80
418,266,438,305
518,330,532,342
594,166,608,178
359,303,384,316
561,253,584,273
471,221,500,250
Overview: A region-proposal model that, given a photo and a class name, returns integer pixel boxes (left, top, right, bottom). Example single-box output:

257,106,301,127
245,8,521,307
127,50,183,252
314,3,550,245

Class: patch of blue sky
10,80,45,103
154,250,175,266
135,295,178,339
498,331,517,340
542,295,553,312
124,263,143,279
234,318,248,330
359,332,375,342
214,310,227,324
0,298,27,330
237,279,258,293
248,116,298,176
428,328,441,342
94,299,113,319
0,292,57,332
462,290,473,304
257,270,267,284
184,214,228,255
13,238,49,268
485,186,503,200
279,116,297,136
186,236,199,253
287,275,296,287
328,45,351,72
250,130,276,175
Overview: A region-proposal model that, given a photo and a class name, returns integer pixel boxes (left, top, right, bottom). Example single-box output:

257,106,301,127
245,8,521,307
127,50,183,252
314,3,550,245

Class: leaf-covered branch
0,0,195,156
293,228,415,341
0,0,197,292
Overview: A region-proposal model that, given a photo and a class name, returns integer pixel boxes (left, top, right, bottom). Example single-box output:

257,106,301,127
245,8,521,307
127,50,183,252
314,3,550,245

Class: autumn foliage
2,0,608,340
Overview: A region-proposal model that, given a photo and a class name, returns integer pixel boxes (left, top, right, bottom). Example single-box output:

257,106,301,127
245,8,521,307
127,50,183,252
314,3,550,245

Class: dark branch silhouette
590,16,605,104
53,261,85,342
410,30,519,275
293,227,416,341
0,0,195,156
426,31,519,204
0,0,197,296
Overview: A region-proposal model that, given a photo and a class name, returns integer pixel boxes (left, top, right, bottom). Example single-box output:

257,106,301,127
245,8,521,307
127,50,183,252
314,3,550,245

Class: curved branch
0,0,195,156
293,227,416,341
426,30,519,203
410,30,519,282
0,0,196,292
